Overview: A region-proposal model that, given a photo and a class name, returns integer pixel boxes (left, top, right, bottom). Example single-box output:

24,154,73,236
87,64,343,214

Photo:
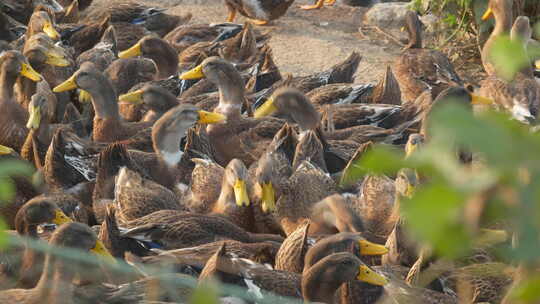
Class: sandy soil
90,0,405,84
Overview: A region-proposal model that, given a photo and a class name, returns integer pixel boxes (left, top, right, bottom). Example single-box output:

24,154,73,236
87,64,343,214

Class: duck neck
88,75,119,120
0,67,17,101
33,254,75,304
302,265,343,304
154,127,184,168
493,11,512,37
149,46,179,79
214,79,245,119
214,181,235,213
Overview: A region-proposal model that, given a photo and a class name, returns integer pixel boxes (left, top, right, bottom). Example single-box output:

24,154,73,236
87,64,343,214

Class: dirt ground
90,0,405,84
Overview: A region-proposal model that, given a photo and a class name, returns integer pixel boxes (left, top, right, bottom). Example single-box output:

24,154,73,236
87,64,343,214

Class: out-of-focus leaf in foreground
191,281,220,304
489,35,530,81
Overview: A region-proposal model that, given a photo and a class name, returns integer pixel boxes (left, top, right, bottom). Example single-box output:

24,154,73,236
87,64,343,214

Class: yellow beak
118,89,143,104
179,64,205,80
20,63,43,82
357,265,388,286
0,145,14,155
118,42,142,59
197,110,226,124
405,142,417,159
405,184,415,198
535,59,540,70
45,52,70,67
253,97,278,119
90,240,115,262
78,90,92,103
233,179,250,207
260,182,276,213
481,7,493,21
43,22,60,40
471,94,493,105
26,105,41,130
53,75,78,92
358,239,389,256
52,210,72,225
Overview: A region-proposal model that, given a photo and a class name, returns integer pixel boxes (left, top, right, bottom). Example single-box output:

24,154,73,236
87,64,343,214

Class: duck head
223,159,250,207
254,87,320,131
14,196,72,235
152,104,225,167
0,50,43,82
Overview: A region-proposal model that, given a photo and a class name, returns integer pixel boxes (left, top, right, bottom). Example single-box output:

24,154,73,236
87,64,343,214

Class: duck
180,56,285,167
208,236,387,303
0,197,73,289
477,14,540,124
18,34,71,112
20,81,61,168
118,35,179,79
1,0,64,25
117,209,282,249
118,84,180,123
510,16,540,77
129,239,279,271
394,10,463,103
223,0,295,25
52,61,153,143
0,146,40,229
481,0,513,77
25,10,61,41
164,22,244,54
210,158,254,231
0,222,112,303
83,1,191,38
0,50,43,151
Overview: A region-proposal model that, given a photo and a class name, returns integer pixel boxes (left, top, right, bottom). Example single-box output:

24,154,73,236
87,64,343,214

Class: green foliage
0,159,33,248
489,35,531,81
351,102,540,268
191,281,220,304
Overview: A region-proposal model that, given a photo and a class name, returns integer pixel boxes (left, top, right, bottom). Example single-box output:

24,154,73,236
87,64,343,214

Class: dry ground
89,0,406,84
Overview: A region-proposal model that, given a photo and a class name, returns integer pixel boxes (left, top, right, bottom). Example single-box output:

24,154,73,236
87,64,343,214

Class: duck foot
226,10,236,22
325,0,336,5
248,18,269,25
300,0,324,10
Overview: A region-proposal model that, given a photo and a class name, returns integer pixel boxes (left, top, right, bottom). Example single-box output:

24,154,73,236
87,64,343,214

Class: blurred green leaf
0,178,14,202
510,275,540,302
402,182,471,258
489,35,530,81
191,281,220,304
0,160,34,178
356,145,407,176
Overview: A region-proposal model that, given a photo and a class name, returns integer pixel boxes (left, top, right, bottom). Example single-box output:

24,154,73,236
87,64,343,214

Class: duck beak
20,63,43,82
233,179,250,207
0,145,14,155
476,229,508,246
45,52,70,67
79,90,92,103
118,42,142,59
53,75,77,92
260,182,276,213
535,59,540,70
198,110,226,124
470,94,493,105
405,141,417,158
357,265,388,286
358,239,389,256
254,97,277,119
43,21,60,40
180,64,205,80
118,89,143,104
52,210,72,225
26,104,41,130
481,7,493,21
405,184,415,198
91,240,115,262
